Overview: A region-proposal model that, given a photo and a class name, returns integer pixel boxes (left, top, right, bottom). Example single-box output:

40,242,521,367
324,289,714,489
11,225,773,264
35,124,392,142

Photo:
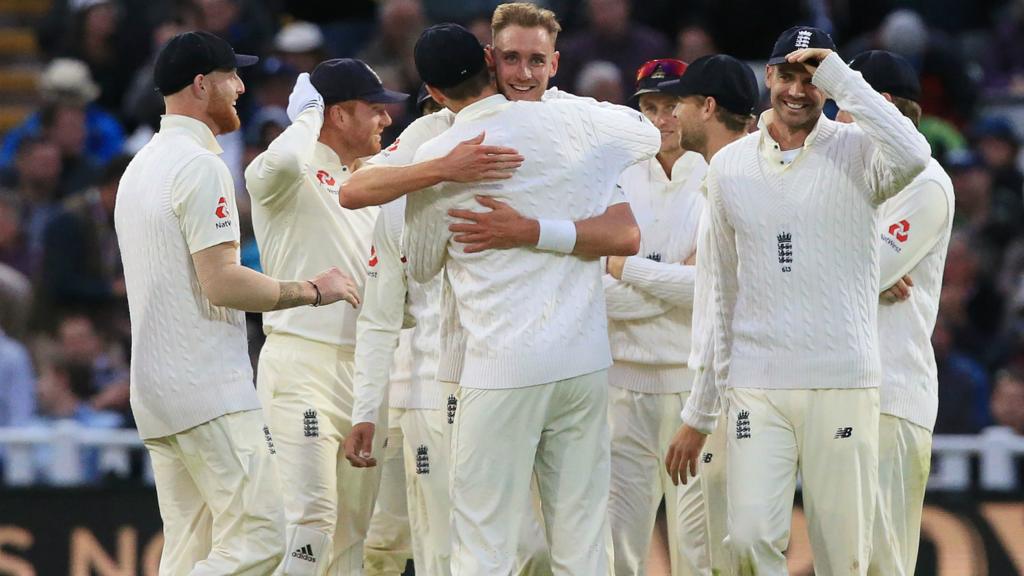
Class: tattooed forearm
273,281,312,310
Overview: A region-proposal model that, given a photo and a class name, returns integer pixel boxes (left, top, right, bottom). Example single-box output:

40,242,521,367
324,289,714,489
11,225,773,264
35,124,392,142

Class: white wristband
536,219,577,254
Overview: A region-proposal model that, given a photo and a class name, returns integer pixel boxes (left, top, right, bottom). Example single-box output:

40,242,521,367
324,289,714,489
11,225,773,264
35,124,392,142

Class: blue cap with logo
767,26,836,66
310,58,408,105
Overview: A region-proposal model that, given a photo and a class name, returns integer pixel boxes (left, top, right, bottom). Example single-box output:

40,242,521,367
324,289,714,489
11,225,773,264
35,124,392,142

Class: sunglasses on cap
635,59,688,84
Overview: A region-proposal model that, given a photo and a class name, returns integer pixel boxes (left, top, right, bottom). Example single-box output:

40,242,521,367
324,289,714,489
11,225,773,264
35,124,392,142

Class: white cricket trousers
698,413,729,576
258,334,388,576
145,409,285,576
868,414,931,576
364,411,413,575
391,395,550,576
724,387,879,576
451,370,611,576
607,386,709,576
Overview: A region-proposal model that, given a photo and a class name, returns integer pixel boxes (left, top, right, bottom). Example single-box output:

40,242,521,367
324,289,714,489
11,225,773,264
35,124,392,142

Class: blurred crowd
1,0,1024,484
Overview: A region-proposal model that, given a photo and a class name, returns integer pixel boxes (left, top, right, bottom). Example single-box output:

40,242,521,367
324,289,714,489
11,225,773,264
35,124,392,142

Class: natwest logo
888,220,910,243
368,246,378,267
385,138,400,153
215,197,230,219
316,170,336,187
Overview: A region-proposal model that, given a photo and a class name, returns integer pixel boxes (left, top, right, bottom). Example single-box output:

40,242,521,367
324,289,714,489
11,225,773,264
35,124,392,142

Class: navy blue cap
154,30,259,95
658,54,759,115
416,84,434,110
768,26,836,66
848,50,920,102
971,116,1019,144
946,149,984,172
414,24,486,89
310,58,408,105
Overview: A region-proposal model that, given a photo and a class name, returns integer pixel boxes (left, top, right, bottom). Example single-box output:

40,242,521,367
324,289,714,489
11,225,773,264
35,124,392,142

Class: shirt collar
159,114,223,154
313,141,343,168
756,109,832,169
453,94,511,124
647,151,704,186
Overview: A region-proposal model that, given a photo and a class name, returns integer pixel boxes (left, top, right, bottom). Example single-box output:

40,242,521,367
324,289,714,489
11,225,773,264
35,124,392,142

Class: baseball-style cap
767,25,836,66
629,59,688,105
658,54,759,115
414,24,486,89
416,84,434,111
154,30,259,95
310,58,408,104
848,50,920,101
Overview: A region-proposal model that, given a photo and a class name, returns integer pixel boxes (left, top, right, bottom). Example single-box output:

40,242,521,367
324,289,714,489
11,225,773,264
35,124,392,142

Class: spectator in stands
359,0,425,96
122,18,195,138
197,0,274,61
676,23,716,65
983,0,1024,97
40,103,100,198
27,350,123,485
60,0,138,114
272,21,326,73
556,0,672,102
0,325,35,429
5,138,63,274
575,61,625,104
0,58,124,171
970,116,1024,208
991,367,1024,435
36,156,129,328
941,233,1006,365
844,9,979,126
948,150,1021,257
55,313,129,413
933,316,991,434
0,194,31,278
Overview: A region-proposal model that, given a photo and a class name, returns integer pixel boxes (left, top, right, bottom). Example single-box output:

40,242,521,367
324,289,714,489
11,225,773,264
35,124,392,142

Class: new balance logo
447,395,458,424
702,453,713,464
777,232,793,272
646,252,662,262
291,545,316,563
303,409,319,438
736,410,751,439
834,427,853,439
416,445,430,474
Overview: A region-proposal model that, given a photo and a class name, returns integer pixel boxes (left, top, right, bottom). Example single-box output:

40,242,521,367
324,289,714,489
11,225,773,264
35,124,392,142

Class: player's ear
484,45,495,68
550,50,560,78
190,73,206,99
703,96,716,121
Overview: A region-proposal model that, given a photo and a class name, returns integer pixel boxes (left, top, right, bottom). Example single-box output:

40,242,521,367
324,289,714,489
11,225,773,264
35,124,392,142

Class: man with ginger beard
115,31,359,575
245,59,407,576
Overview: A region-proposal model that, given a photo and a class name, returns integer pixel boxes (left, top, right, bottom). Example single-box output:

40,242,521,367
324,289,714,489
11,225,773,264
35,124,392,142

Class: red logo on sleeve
368,246,378,267
888,220,910,243
385,138,400,153
215,197,230,219
316,170,336,186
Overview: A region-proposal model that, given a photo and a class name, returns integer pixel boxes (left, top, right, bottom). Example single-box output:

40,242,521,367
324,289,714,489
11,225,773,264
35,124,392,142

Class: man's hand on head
786,48,833,75
440,132,525,183
449,196,539,253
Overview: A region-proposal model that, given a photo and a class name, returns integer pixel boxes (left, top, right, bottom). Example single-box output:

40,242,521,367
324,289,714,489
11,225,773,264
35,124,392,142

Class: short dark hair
438,66,491,102
714,105,753,133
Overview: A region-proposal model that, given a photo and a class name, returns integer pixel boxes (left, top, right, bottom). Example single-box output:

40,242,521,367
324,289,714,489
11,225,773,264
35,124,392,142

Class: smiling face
639,92,682,156
766,62,824,133
673,95,709,155
490,24,559,102
332,100,393,158
204,69,245,134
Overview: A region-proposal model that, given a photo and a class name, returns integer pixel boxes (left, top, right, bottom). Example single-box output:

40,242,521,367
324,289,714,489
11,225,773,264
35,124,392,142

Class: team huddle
114,3,952,576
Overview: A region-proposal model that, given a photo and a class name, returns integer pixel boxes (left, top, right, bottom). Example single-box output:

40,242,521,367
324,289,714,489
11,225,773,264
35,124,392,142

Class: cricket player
836,51,955,576
659,54,763,576
603,58,711,576
244,59,407,575
115,31,358,575
401,23,659,576
705,26,930,575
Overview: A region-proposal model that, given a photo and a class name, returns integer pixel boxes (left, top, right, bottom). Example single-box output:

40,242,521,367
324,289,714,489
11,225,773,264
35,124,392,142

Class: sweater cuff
810,51,851,98
680,402,717,435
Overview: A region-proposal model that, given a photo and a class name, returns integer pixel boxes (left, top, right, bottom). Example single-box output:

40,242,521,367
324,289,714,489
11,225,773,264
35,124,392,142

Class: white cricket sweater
709,52,931,391
351,197,445,425
876,159,954,431
115,115,260,440
404,94,660,389
606,152,706,393
245,107,379,350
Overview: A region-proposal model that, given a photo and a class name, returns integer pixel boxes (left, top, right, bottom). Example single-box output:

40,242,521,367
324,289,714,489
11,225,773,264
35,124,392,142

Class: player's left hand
449,196,539,253
880,274,914,304
786,48,833,74
344,422,377,468
606,256,626,279
666,423,709,486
